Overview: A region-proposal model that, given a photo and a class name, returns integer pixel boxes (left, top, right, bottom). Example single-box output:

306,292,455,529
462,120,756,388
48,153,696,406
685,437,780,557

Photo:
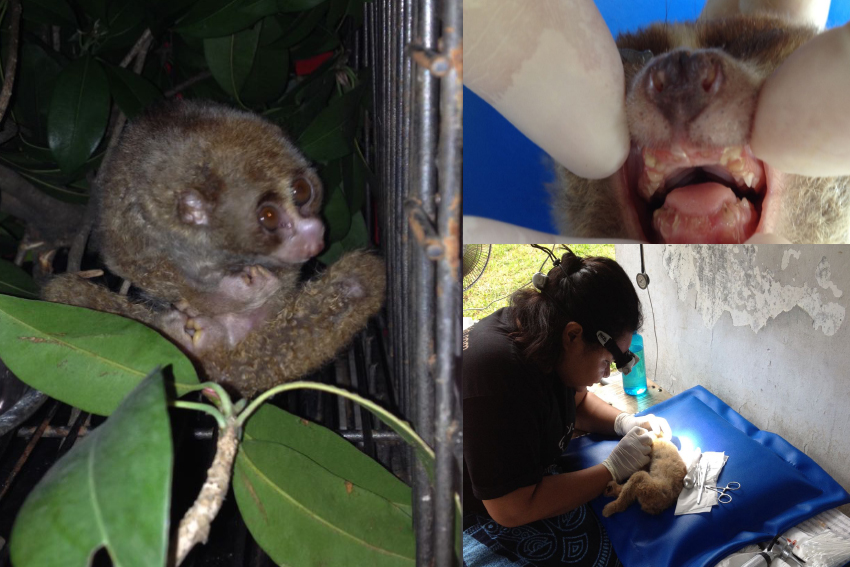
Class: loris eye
292,177,313,207
258,205,280,231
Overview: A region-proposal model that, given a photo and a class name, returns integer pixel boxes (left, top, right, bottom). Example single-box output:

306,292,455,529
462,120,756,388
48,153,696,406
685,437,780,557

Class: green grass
463,244,615,321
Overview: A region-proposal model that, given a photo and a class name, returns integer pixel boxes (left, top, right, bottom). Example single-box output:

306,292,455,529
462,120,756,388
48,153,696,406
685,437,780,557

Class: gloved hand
602,427,654,483
615,412,672,440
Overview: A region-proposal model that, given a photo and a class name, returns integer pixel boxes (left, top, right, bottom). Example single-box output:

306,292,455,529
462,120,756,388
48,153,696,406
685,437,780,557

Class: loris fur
602,438,687,517
42,100,385,398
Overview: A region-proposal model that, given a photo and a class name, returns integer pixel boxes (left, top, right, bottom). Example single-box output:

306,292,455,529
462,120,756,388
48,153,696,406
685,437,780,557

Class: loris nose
295,217,324,258
644,50,724,126
274,216,325,263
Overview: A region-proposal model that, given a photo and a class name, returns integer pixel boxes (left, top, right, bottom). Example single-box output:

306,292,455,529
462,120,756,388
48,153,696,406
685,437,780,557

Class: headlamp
596,331,637,374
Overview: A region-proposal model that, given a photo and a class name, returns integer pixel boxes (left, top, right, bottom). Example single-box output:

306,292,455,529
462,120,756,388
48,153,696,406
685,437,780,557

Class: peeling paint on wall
781,248,801,270
662,245,846,336
816,257,844,298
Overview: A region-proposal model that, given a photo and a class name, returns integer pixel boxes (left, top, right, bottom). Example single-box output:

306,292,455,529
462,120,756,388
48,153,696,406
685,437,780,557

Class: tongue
663,182,737,215
653,182,758,243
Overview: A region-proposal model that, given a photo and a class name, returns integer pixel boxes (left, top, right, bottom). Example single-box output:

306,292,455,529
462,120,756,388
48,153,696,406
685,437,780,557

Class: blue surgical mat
558,386,850,567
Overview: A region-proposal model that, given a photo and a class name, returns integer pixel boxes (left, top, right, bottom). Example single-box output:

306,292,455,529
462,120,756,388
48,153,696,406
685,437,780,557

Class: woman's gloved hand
615,412,672,440
602,426,655,483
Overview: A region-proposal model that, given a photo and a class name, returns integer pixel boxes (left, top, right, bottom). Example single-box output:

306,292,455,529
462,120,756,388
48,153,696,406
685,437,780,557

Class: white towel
675,451,729,515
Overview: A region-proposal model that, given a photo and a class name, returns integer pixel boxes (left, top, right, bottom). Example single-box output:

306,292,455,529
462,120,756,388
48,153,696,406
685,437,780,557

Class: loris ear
178,189,213,226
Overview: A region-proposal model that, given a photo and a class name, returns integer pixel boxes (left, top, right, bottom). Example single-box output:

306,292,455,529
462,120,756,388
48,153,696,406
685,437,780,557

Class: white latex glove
614,413,673,441
602,427,654,483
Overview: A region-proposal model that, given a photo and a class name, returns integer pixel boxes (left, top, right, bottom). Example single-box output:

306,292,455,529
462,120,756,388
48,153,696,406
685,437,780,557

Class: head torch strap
596,331,637,374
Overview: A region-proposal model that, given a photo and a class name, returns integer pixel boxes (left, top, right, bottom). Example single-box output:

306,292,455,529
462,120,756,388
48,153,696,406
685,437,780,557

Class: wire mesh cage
0,0,461,564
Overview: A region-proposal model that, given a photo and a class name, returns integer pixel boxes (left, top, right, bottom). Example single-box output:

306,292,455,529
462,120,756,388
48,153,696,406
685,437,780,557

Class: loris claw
42,100,385,398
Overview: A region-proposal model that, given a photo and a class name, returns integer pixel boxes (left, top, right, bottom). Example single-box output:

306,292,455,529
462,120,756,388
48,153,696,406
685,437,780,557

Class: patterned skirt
463,504,623,567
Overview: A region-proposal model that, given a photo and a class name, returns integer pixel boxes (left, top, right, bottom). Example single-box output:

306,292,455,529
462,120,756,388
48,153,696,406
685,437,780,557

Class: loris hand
615,413,672,440
602,427,654,483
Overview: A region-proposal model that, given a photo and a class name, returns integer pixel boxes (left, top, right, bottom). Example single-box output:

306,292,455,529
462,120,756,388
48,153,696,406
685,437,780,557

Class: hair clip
532,272,548,291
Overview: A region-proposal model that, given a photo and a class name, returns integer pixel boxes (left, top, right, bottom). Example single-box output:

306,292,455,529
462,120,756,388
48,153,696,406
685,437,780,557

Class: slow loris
552,13,850,243
602,438,687,517
43,100,384,398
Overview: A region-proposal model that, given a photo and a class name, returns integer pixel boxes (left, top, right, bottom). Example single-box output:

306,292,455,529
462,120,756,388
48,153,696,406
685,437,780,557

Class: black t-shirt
463,307,577,522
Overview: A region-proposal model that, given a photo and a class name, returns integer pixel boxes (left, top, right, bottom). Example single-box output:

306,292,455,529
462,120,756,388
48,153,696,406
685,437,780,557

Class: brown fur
553,14,850,243
42,100,385,398
602,438,687,517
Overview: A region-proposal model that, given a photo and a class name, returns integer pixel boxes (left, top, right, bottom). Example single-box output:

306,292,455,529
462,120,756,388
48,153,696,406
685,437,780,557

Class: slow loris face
553,15,850,243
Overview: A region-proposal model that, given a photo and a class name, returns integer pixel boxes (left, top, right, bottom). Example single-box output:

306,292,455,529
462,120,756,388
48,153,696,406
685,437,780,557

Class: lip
614,142,772,243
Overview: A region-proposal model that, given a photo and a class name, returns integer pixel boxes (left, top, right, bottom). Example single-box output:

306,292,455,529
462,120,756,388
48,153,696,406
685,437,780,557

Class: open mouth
624,143,768,243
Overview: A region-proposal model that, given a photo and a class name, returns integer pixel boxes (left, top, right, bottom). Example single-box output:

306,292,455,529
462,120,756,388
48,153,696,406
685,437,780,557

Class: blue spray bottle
623,333,647,396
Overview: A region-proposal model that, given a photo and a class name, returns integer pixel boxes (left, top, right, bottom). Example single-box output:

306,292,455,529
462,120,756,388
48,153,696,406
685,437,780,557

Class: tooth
647,170,663,182
743,171,755,188
644,151,657,168
720,146,742,166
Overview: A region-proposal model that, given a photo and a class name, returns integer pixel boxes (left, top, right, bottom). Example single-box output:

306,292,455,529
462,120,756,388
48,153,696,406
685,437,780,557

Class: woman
463,248,671,566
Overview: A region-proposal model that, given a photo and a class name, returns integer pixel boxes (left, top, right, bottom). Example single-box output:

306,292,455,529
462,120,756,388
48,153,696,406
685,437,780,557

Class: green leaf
21,0,78,27
290,24,340,59
323,183,352,242
318,208,369,263
104,0,147,39
276,0,329,12
298,85,364,162
10,370,173,567
0,295,199,415
0,260,39,299
11,43,64,144
47,57,110,175
318,239,345,265
326,0,348,28
269,6,326,49
342,149,369,214
204,24,262,98
238,20,291,105
76,0,109,21
104,64,163,119
234,405,415,567
177,0,278,38
341,210,369,249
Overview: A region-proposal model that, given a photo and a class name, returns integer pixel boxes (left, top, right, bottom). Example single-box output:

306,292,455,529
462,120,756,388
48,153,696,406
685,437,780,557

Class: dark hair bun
560,250,583,275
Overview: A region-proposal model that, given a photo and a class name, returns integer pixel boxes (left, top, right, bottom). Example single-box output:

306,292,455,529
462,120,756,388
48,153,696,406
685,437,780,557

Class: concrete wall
614,244,850,515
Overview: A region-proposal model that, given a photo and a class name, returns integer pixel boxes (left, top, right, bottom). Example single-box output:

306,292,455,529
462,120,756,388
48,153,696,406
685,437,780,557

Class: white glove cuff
601,458,620,483
614,412,631,437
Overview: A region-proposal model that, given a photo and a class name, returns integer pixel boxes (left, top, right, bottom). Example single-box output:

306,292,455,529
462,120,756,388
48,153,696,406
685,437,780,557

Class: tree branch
174,418,240,566
68,30,154,271
0,165,85,248
164,71,213,98
0,0,23,124
120,28,152,68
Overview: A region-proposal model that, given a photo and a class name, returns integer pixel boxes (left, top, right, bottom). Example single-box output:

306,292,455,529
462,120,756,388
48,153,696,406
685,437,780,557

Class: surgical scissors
704,481,741,503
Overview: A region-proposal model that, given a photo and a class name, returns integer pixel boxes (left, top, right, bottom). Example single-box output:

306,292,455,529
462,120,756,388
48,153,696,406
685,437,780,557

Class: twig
174,418,240,566
164,71,213,98
68,30,155,270
120,28,152,68
0,0,22,124
0,165,85,248
66,201,94,272
0,120,17,145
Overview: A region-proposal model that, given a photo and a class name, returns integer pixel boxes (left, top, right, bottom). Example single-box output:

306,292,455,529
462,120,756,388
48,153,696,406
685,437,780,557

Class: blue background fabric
464,1,850,234
558,386,850,567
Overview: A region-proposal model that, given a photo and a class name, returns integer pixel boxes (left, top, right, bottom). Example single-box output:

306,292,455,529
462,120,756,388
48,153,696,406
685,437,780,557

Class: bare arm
482,465,613,528
574,390,622,435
